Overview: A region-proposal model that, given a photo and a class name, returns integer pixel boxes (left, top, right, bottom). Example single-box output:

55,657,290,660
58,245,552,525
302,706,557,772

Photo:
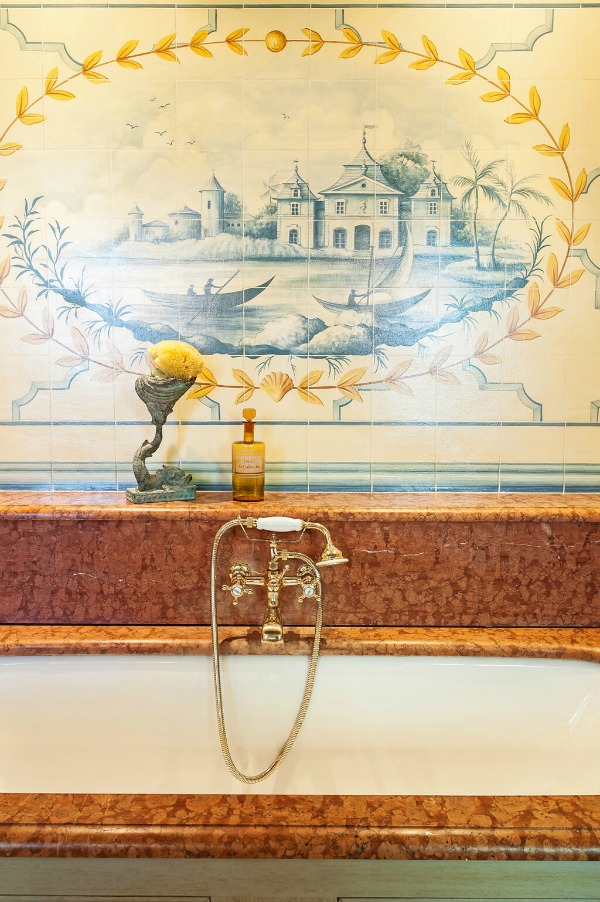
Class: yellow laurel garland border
0,24,592,407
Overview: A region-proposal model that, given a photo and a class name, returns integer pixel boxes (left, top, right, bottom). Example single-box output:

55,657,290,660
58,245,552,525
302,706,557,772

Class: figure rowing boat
143,277,274,316
313,223,431,318
314,285,432,318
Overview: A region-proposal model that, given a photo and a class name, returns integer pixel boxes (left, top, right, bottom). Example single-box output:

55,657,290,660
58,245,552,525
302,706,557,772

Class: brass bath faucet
210,515,347,783
221,516,347,643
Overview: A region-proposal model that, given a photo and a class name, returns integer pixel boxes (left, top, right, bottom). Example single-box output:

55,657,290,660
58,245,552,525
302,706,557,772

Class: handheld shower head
301,521,348,567
316,542,348,567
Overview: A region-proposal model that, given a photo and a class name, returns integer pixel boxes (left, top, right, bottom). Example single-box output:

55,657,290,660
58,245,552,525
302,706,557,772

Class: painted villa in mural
126,136,453,252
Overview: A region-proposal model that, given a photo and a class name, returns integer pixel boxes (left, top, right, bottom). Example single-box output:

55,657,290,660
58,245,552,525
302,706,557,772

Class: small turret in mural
127,171,226,242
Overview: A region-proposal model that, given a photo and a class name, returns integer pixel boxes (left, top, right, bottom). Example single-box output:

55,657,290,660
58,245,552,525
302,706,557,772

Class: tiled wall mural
0,0,599,492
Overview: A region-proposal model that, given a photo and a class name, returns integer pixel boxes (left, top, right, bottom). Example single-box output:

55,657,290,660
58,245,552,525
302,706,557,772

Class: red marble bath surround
1,490,600,861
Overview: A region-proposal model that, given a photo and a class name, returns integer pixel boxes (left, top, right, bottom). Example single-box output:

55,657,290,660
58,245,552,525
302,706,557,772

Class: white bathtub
1,654,599,795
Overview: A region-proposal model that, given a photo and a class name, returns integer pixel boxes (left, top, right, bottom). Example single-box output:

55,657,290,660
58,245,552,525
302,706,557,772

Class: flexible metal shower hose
210,518,324,784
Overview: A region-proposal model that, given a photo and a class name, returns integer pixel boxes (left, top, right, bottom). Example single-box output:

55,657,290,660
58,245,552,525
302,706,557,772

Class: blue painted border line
1,462,599,493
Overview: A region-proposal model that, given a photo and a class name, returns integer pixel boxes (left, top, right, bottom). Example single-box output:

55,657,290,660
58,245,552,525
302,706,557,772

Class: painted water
79,248,522,356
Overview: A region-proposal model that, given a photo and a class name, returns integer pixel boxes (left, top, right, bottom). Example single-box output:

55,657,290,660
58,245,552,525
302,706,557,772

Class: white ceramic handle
255,516,303,532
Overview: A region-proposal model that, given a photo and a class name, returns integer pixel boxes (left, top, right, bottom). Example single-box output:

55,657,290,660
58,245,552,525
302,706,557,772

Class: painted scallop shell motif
260,372,294,402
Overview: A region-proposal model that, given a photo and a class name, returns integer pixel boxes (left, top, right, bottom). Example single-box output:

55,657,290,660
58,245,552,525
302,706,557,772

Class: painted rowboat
314,285,432,318
143,277,274,316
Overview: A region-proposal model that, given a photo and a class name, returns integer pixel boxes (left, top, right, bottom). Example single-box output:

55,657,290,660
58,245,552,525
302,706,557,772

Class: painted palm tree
453,140,503,270
490,164,551,269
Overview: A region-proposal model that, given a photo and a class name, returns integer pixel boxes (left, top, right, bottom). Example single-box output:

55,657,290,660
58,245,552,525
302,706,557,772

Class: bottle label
234,453,264,476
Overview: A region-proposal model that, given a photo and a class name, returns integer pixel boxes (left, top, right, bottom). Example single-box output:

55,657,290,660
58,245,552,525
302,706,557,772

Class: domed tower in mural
199,172,225,238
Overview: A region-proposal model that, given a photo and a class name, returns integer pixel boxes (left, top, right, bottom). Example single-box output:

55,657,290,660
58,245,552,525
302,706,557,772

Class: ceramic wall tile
1,1,599,492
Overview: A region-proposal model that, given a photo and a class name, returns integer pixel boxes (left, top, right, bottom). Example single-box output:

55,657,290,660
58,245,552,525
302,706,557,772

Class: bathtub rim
0,625,599,861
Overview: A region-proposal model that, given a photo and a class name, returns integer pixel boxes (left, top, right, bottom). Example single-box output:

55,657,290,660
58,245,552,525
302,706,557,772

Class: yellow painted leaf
338,367,366,387
504,112,535,125
338,385,363,403
83,69,109,83
235,387,256,404
507,307,519,333
226,28,249,43
387,379,414,397
20,113,45,125
298,370,323,390
47,90,75,100
529,85,541,115
509,330,541,341
296,387,324,406
558,123,570,151
480,91,508,103
117,40,139,59
574,168,587,202
573,223,591,246
155,49,178,62
375,49,400,65
528,282,541,315
227,41,247,56
302,41,324,56
0,143,22,156
549,177,572,202
0,180,6,191
340,44,362,58
233,369,254,388
446,71,474,84
382,30,401,51
458,48,476,72
302,28,323,42
342,26,361,44
0,218,4,230
547,252,559,285
190,45,213,58
155,33,176,53
497,67,510,93
386,360,411,380
422,35,438,59
199,365,217,385
191,29,211,45
409,58,437,70
117,58,143,69
83,50,102,72
533,306,563,319
0,306,20,318
533,144,561,157
555,219,572,244
187,383,216,400
477,354,501,366
556,269,585,288
45,67,58,93
16,86,28,117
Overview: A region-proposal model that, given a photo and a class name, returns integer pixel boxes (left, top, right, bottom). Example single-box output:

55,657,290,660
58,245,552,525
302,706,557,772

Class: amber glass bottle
232,408,265,501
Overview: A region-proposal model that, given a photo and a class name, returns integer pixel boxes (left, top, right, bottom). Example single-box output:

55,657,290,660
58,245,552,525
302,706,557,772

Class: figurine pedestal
125,486,197,504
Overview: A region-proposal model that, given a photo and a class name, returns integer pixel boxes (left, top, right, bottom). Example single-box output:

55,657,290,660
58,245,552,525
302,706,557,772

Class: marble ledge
3,625,600,662
1,490,600,522
0,794,599,860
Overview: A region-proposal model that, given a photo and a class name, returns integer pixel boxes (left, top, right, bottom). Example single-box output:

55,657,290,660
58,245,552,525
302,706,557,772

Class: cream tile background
0,2,598,491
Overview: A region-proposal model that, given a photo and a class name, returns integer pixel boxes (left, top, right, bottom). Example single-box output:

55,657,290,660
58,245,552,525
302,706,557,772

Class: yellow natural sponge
148,341,204,381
